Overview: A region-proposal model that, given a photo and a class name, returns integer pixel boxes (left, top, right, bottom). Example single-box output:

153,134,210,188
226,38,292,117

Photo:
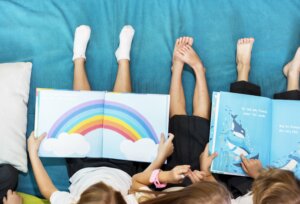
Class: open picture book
35,89,170,163
209,91,300,177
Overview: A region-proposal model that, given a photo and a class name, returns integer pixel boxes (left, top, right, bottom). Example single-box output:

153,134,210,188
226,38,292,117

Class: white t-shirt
50,167,138,204
231,192,253,204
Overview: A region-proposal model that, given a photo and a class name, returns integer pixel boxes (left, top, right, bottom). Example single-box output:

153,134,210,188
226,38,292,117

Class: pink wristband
149,169,167,188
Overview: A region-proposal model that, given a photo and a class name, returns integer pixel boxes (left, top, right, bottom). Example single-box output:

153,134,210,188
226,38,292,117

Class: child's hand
3,190,22,204
27,131,46,155
167,165,190,184
240,155,263,179
156,133,174,161
199,143,218,173
187,169,207,183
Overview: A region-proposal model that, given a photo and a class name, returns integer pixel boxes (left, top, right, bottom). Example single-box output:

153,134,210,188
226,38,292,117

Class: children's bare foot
3,190,22,204
236,38,255,81
283,47,300,77
176,45,205,73
172,36,193,70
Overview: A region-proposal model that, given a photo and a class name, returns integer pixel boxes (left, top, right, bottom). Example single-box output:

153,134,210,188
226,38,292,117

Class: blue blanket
0,0,299,196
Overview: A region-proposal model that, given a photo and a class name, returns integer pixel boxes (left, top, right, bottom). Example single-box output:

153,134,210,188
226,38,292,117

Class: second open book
35,89,170,163
209,92,300,177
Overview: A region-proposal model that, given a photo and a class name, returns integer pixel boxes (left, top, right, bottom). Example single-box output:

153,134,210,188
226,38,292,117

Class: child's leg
174,44,210,119
274,47,300,100
0,164,18,203
113,26,135,93
284,47,300,91
66,25,92,178
169,37,192,117
73,25,91,91
113,59,132,92
221,38,258,198
67,26,138,178
169,44,210,173
193,69,210,119
230,38,261,96
167,37,199,174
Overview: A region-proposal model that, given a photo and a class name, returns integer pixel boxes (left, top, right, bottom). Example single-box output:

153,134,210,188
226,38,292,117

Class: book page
35,89,105,158
102,92,169,163
210,92,272,176
270,100,300,178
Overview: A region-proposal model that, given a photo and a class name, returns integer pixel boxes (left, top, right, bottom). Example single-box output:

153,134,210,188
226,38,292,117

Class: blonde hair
252,168,300,204
139,181,231,204
77,182,126,204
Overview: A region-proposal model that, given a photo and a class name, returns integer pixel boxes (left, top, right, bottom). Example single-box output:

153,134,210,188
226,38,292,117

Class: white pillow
0,62,32,173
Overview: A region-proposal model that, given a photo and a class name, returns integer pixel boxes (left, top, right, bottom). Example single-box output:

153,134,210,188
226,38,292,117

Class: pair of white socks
72,25,135,61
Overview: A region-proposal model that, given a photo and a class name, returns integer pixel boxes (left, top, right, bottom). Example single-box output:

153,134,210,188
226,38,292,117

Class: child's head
140,181,231,204
77,182,126,204
252,168,300,204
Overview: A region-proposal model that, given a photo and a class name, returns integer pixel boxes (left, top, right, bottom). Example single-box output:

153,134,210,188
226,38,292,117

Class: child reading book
199,143,300,204
213,38,300,197
28,25,198,204
165,36,211,184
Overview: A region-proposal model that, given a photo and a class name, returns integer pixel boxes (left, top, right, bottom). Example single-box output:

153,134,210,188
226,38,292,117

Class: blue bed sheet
0,0,299,196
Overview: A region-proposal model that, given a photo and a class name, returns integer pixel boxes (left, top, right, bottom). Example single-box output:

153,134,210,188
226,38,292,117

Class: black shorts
274,90,300,100
0,164,18,203
165,115,210,171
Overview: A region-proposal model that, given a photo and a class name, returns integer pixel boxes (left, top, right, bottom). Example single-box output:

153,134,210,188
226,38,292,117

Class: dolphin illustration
279,154,300,171
226,138,250,156
289,154,300,162
226,137,259,167
231,115,245,139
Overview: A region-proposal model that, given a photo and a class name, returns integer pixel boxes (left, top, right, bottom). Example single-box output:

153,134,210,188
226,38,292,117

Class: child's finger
29,131,35,139
194,171,205,181
209,152,218,160
240,154,249,166
203,143,209,156
159,133,165,144
38,132,47,141
167,133,174,143
179,165,191,174
7,190,12,196
187,171,196,183
241,162,248,174
190,172,199,183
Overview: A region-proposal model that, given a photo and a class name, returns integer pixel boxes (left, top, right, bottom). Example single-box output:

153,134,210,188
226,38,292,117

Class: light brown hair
252,168,300,204
77,182,126,204
140,181,231,204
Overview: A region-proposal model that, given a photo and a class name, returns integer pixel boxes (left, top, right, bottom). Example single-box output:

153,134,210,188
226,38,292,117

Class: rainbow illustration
47,100,158,143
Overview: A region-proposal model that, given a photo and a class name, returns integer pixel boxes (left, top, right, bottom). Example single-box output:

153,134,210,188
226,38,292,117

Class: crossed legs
169,37,210,119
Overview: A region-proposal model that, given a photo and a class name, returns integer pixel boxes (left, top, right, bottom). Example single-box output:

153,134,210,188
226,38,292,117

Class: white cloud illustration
40,132,90,157
120,138,158,162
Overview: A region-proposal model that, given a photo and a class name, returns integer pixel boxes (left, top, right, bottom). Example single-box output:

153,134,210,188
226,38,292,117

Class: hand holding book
156,133,174,162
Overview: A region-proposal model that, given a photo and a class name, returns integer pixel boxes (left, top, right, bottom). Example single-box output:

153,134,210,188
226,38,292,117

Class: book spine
210,92,221,171
165,95,170,138
34,89,40,138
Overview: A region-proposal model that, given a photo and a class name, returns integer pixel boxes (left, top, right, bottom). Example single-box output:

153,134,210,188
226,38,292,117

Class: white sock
115,25,135,61
73,25,91,61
